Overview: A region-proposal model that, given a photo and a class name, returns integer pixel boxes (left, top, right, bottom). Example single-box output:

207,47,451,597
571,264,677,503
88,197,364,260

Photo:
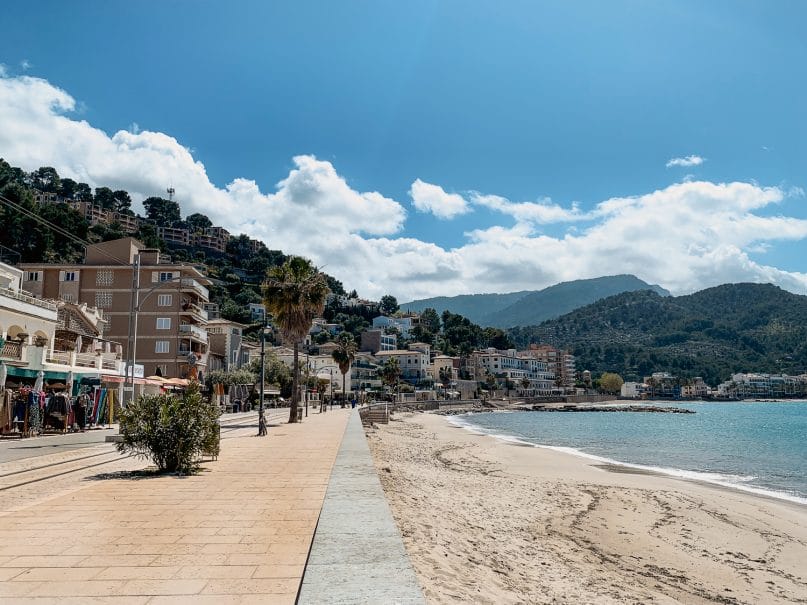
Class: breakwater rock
529,405,695,414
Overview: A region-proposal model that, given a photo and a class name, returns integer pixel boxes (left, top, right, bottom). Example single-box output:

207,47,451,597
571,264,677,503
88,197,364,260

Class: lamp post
125,263,205,407
258,316,267,436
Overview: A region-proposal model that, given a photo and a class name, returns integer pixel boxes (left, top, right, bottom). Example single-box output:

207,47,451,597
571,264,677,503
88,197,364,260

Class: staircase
360,405,390,426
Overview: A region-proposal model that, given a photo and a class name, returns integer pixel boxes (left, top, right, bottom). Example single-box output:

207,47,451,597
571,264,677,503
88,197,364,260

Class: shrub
117,381,220,473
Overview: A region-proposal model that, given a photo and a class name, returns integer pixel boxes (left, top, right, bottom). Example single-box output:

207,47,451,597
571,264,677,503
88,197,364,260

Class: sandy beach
366,411,807,604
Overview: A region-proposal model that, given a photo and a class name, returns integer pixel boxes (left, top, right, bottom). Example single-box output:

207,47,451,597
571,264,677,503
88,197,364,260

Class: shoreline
447,412,807,507
367,411,807,604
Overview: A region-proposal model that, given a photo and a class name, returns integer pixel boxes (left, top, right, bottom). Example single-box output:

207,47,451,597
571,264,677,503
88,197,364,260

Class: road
0,410,269,464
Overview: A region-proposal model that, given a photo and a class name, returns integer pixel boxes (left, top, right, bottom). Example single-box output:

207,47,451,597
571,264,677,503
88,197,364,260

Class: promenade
0,407,351,604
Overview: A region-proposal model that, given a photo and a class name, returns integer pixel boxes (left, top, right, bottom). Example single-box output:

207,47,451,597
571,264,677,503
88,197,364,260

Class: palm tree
381,357,401,401
263,257,329,424
332,333,357,408
439,365,452,399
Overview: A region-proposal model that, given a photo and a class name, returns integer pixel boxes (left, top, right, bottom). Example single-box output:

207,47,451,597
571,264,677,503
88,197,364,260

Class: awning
6,367,69,380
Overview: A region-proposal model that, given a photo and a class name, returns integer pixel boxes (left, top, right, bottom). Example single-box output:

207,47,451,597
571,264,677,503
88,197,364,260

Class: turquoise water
451,402,807,505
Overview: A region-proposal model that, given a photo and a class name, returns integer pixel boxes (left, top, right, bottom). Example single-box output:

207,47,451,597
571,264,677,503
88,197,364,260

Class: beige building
374,349,430,383
20,237,211,379
521,344,576,388
206,318,248,372
0,260,127,387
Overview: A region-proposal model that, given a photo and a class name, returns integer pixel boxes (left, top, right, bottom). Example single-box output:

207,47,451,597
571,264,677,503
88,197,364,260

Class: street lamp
258,316,267,436
124,257,206,407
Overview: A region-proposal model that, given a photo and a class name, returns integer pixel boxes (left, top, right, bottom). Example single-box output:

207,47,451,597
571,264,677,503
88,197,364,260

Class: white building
470,348,555,394
371,315,418,339
0,261,129,388
375,349,430,382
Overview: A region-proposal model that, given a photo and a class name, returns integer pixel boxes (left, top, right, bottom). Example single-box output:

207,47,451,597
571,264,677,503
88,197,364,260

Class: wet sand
366,411,807,604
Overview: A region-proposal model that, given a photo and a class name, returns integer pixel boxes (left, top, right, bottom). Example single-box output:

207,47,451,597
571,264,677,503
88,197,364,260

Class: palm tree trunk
289,342,299,423
341,372,346,408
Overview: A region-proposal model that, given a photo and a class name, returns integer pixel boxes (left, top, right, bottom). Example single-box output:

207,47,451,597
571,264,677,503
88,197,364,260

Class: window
155,364,167,376
61,293,74,302
95,291,113,308
62,271,77,282
159,272,174,282
157,294,172,306
155,341,170,353
95,270,114,286
156,317,171,330
26,271,40,282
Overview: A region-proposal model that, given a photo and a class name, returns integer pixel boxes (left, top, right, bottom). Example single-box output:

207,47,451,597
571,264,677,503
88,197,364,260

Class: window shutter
59,270,65,281
152,271,159,283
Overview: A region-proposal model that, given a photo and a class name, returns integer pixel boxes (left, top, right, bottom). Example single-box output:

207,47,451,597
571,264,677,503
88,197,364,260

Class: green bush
117,381,220,473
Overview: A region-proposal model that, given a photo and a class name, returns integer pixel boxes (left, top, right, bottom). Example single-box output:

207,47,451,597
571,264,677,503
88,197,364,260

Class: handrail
0,286,58,312
0,341,22,360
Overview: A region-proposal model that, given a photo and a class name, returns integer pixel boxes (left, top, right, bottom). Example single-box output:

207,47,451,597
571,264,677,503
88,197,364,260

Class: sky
1,0,806,301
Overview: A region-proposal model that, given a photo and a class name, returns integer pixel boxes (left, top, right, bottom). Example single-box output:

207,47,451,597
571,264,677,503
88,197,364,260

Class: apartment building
20,237,211,379
157,226,191,247
521,344,576,387
374,349,429,383
0,261,127,386
190,227,230,253
206,318,247,372
471,348,554,394
68,202,140,234
371,314,419,338
360,328,396,354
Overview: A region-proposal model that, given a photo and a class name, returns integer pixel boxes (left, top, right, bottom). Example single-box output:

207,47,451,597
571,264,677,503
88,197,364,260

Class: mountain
401,275,668,327
482,275,669,328
507,283,807,385
400,291,531,324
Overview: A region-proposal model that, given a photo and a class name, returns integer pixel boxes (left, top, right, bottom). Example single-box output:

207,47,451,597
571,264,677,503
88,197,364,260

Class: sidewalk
0,407,351,604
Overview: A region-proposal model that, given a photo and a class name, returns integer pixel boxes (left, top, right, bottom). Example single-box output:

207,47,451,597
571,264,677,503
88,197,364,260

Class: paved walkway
0,407,351,604
299,410,425,604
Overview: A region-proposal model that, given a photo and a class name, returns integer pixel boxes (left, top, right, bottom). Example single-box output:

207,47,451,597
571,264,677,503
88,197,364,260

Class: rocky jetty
528,404,695,414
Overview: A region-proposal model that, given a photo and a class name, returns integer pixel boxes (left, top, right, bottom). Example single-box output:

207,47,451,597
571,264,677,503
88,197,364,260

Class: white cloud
2,73,807,302
409,179,470,219
666,155,706,168
0,64,6,77
471,192,587,224
20,59,31,71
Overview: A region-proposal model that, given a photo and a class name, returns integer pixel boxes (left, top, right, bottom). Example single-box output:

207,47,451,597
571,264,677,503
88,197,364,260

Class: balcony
0,287,58,321
0,341,22,361
180,301,208,322
179,324,209,343
180,278,209,301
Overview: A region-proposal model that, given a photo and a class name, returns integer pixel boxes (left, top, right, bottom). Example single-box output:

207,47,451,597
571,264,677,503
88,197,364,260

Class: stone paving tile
0,408,350,601
93,566,181,580
148,595,295,605
11,597,149,605
172,564,256,579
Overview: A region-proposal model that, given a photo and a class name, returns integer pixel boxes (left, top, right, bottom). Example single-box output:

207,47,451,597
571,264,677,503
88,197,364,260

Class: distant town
2,233,805,404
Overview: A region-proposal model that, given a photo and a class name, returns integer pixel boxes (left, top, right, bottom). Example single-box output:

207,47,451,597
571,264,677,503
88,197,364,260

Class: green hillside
402,275,668,328
508,283,807,385
483,274,669,327
400,291,531,324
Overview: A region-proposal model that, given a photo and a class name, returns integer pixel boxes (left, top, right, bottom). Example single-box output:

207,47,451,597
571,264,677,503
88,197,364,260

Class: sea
449,401,807,505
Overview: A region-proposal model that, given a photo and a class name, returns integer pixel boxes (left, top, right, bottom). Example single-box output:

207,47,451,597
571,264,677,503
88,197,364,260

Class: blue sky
1,1,806,300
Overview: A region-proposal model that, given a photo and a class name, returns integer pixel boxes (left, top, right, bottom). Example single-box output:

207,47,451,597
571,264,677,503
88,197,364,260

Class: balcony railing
74,352,97,368
46,350,72,365
180,302,208,321
0,287,58,312
0,341,22,361
179,324,209,342
180,278,209,301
